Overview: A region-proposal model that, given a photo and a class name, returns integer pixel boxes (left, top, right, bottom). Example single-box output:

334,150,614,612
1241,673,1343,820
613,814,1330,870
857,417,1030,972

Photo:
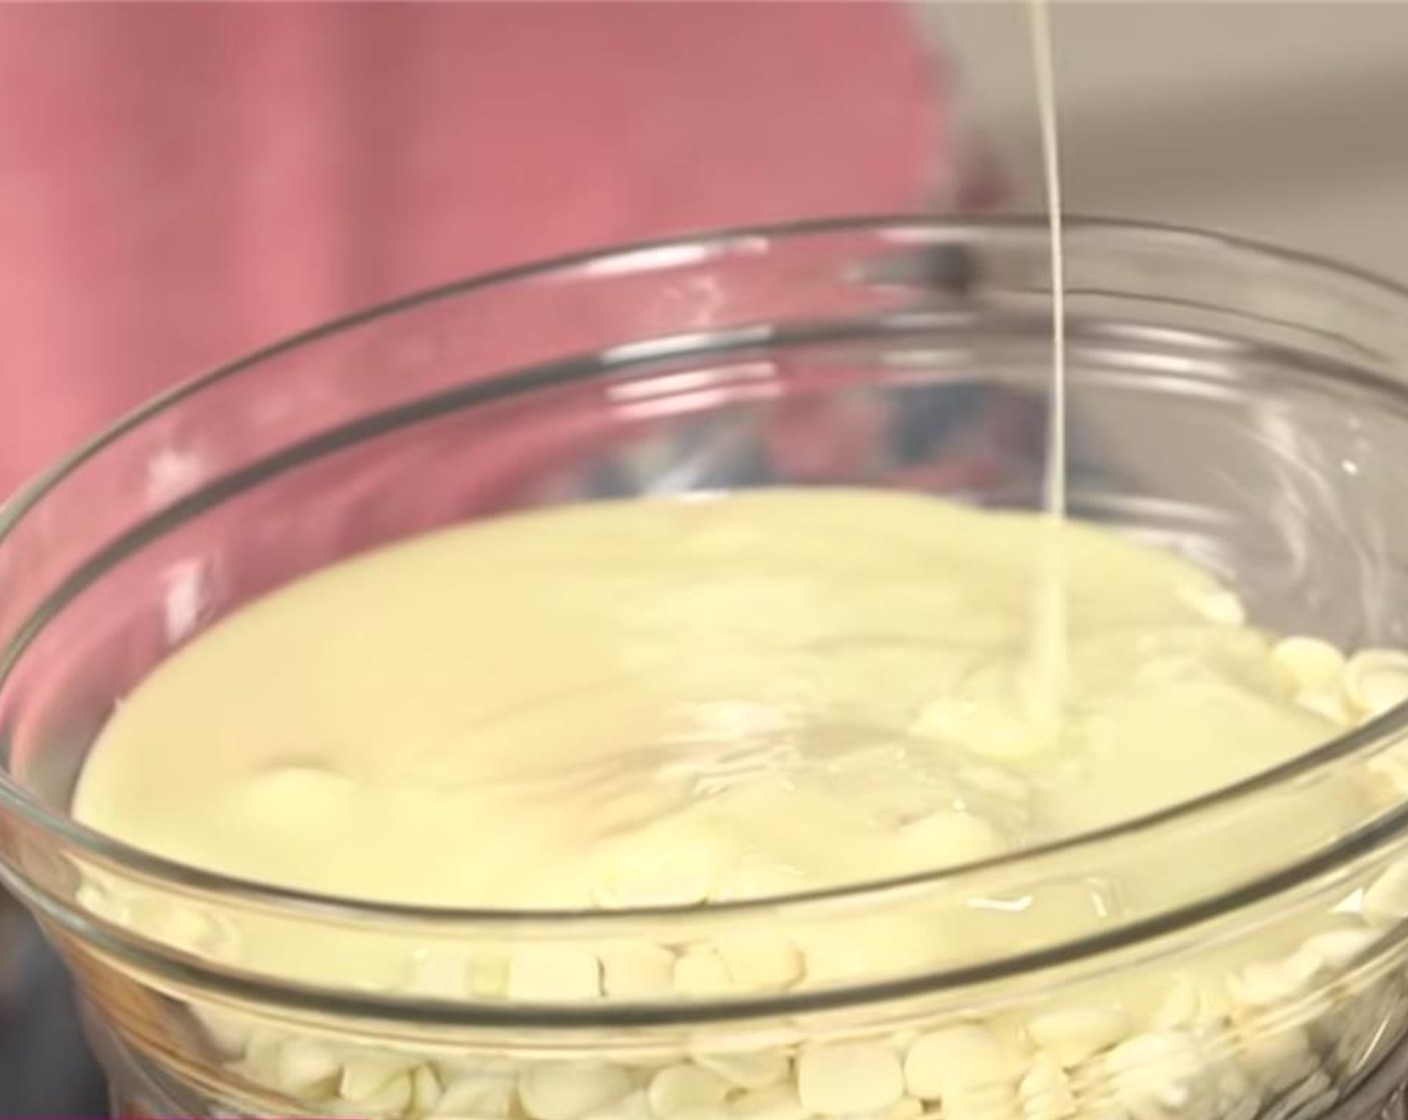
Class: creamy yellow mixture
75,489,1352,917
69,489,1408,1120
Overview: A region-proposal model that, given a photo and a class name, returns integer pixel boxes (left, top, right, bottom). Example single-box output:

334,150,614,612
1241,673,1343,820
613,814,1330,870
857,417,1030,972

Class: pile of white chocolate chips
68,492,1408,1120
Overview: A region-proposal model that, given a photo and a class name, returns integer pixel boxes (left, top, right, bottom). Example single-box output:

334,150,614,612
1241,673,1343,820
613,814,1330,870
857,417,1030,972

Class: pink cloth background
0,1,964,499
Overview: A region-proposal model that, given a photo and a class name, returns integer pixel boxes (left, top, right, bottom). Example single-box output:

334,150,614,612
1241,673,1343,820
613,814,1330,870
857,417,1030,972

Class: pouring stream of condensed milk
1020,0,1070,740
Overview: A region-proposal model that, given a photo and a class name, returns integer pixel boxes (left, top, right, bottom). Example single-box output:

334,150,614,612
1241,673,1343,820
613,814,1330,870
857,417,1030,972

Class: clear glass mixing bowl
3,217,1408,1120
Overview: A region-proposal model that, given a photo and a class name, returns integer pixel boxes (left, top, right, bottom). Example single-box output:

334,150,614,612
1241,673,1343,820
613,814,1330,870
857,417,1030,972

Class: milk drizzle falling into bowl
1019,0,1069,734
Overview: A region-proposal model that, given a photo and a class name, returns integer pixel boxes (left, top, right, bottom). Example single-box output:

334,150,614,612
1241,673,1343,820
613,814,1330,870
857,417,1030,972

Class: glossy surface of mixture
74,489,1349,917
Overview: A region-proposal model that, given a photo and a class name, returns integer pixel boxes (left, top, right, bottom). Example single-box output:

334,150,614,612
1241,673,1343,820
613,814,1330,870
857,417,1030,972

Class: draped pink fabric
0,1,959,498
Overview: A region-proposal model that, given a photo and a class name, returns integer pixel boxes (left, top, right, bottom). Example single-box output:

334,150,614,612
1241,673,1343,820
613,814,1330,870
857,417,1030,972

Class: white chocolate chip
596,842,717,908
1271,637,1345,691
1362,859,1408,928
434,1069,517,1117
1300,927,1377,971
76,875,124,923
797,1043,905,1116
1149,975,1225,1032
239,1028,285,1079
458,1054,525,1077
714,930,802,991
1104,1030,1209,1120
946,1085,1018,1120
355,1071,416,1117
1366,749,1408,798
1345,649,1408,718
199,1008,254,1058
1018,1053,1076,1120
273,1037,343,1096
519,1063,634,1120
1026,1006,1131,1068
406,947,471,998
695,1050,789,1091
1181,586,1246,627
599,942,678,999
1282,951,1331,1004
1227,959,1313,1010
901,811,1005,868
730,1084,809,1120
647,1065,730,1117
507,946,602,1001
903,1024,1020,1103
1214,1056,1256,1108
340,1053,419,1101
606,1090,655,1120
244,764,355,814
124,896,239,961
